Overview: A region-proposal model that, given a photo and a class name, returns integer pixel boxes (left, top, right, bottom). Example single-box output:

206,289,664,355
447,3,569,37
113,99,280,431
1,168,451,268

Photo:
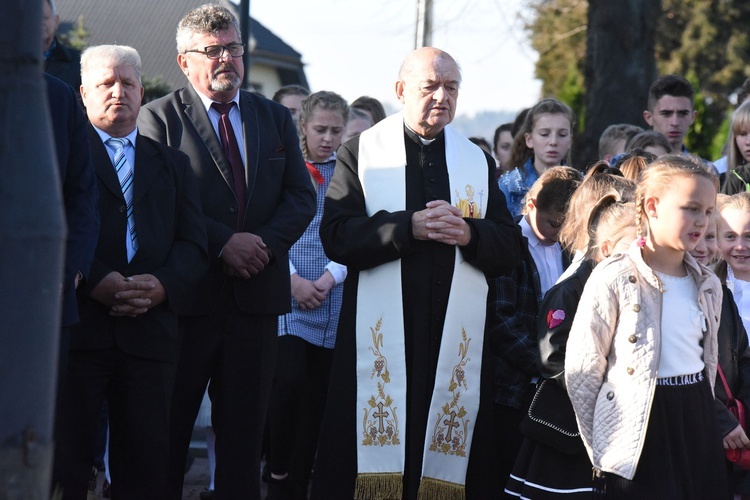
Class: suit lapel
87,125,124,200
131,134,162,206
239,91,258,202
181,86,237,196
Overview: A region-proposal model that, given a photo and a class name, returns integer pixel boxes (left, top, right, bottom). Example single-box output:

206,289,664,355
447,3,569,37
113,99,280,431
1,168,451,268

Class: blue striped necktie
107,137,138,262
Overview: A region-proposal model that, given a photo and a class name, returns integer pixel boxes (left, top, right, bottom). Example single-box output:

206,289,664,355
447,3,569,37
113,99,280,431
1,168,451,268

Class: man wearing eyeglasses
138,4,315,500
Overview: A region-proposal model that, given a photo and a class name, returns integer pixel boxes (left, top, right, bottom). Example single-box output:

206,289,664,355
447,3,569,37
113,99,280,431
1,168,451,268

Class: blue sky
248,0,542,117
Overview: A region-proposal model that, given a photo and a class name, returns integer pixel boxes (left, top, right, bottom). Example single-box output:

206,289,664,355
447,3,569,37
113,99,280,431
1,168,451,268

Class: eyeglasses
184,43,245,60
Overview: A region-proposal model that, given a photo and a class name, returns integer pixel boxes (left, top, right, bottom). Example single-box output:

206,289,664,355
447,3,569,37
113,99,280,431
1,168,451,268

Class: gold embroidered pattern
428,328,471,457
362,318,400,446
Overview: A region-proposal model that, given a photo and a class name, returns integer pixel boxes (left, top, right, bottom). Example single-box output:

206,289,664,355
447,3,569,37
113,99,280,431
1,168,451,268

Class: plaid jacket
490,237,543,409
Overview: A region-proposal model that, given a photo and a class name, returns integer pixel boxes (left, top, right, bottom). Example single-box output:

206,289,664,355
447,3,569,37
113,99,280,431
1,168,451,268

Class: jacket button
627,367,634,375
229,206,237,213
119,205,126,213
628,334,637,343
628,275,636,283
606,391,614,400
632,304,641,312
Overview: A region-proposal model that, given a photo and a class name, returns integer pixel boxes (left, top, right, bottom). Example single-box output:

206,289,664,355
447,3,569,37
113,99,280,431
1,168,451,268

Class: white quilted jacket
564,243,722,480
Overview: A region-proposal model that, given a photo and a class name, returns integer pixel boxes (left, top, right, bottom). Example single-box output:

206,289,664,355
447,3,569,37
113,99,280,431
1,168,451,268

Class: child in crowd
556,162,634,282
469,136,493,157
566,155,730,498
341,107,373,144
491,166,582,491
615,150,656,182
624,130,672,159
718,192,750,336
520,166,582,295
507,192,636,498
722,101,750,195
598,123,643,164
493,122,514,177
271,84,310,127
714,193,750,498
499,98,574,218
266,91,348,500
350,95,387,124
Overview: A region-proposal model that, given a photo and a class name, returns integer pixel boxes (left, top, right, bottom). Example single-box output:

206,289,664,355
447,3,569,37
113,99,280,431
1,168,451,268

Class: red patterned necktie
212,102,246,226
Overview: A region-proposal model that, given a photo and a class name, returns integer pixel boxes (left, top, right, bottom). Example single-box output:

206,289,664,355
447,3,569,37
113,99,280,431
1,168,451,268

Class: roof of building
55,0,307,91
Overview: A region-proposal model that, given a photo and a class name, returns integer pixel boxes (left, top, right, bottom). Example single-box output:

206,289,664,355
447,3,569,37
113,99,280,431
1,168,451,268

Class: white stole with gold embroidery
354,112,488,500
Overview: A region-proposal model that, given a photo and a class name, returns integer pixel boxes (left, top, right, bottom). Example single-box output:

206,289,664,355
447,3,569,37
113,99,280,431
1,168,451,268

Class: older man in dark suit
137,4,315,499
52,44,208,500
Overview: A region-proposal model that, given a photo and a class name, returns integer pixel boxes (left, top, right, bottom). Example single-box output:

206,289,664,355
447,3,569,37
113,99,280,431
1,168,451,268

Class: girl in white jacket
565,155,730,498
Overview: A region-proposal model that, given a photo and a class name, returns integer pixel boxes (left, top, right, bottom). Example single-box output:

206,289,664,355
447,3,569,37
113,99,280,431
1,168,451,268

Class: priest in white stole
312,47,521,500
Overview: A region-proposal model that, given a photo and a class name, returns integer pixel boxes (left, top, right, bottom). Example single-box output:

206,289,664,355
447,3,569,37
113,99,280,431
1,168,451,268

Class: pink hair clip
636,236,646,248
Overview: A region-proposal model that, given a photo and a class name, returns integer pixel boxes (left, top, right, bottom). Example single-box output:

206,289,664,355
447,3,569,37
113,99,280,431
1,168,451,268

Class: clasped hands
411,200,471,246
90,272,166,317
292,270,335,310
222,232,270,279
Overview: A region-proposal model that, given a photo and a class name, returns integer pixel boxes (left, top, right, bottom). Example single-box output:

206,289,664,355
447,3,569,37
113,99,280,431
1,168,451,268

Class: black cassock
311,127,521,500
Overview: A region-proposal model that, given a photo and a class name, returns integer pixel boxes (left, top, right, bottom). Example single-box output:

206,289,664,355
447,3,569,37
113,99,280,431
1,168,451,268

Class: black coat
73,128,208,363
537,260,594,385
46,74,99,327
44,38,81,91
138,85,315,316
714,285,750,437
312,127,521,500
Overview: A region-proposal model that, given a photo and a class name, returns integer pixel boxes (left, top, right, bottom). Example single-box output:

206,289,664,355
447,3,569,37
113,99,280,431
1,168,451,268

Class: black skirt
505,436,599,499
605,377,730,500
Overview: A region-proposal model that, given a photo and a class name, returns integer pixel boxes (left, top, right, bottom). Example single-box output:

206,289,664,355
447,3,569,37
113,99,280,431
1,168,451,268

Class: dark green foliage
525,0,750,161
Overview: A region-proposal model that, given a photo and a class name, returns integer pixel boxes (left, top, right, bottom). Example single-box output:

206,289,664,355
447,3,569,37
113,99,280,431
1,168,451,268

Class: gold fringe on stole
355,473,403,500
417,477,465,500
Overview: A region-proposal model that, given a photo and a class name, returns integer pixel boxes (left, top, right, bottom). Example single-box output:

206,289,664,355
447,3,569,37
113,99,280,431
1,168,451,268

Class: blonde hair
558,162,635,254
714,192,749,281
585,196,636,262
635,154,718,246
728,101,750,172
618,155,651,182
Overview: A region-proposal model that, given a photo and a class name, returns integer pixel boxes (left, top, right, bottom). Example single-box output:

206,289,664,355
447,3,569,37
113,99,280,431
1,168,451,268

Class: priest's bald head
395,47,462,140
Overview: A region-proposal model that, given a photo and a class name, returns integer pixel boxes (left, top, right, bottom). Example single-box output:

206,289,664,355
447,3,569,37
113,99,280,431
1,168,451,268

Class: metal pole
240,0,251,88
415,0,433,48
0,0,66,497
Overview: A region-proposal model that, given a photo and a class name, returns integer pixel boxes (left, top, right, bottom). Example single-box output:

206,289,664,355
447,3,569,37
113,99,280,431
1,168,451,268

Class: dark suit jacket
72,127,209,363
138,85,315,316
46,74,99,327
44,38,81,91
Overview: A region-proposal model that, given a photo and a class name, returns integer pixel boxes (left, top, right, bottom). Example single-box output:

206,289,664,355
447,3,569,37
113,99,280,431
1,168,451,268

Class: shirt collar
44,38,58,61
92,125,138,148
519,216,541,248
194,86,241,114
404,123,442,145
